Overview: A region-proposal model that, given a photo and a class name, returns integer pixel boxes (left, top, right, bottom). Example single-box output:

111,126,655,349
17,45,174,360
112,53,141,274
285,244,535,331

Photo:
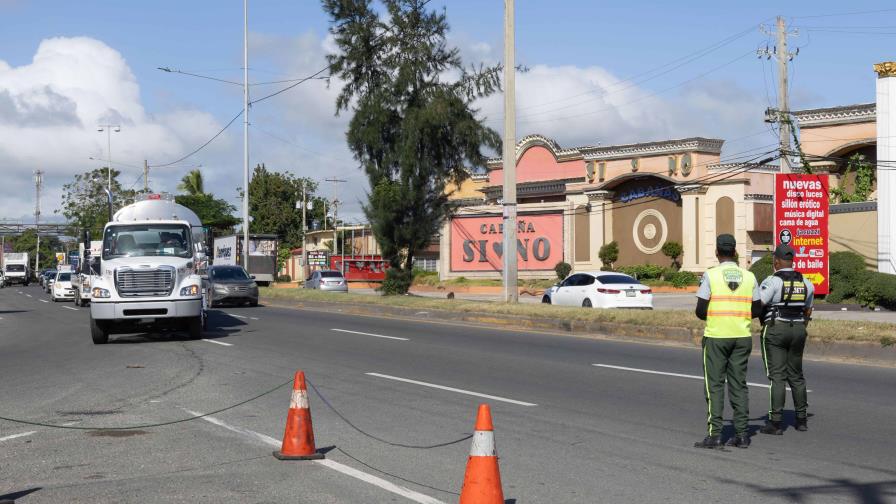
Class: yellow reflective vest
704,264,756,338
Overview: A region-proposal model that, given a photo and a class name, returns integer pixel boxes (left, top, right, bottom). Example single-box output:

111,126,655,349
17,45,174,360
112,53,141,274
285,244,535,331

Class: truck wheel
91,317,109,345
187,316,203,340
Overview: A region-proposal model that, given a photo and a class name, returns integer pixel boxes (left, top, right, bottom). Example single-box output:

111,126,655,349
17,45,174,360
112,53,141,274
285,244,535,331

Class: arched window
715,197,735,236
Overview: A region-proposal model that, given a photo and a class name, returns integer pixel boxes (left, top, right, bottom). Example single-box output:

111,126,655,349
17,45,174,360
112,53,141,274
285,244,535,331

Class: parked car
543,271,653,309
204,265,259,307
51,271,77,302
304,270,348,292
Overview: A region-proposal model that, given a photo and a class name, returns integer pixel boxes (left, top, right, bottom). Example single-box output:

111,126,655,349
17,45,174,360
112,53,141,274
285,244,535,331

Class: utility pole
241,0,251,270
300,180,307,280
143,159,149,192
325,177,346,273
760,17,799,173
502,0,518,303
34,170,42,273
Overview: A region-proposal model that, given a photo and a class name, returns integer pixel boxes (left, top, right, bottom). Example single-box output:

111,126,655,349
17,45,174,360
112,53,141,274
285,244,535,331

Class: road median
260,288,896,366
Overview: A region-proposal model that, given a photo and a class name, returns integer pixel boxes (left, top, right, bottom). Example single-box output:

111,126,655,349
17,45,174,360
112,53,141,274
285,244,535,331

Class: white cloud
0,36,227,221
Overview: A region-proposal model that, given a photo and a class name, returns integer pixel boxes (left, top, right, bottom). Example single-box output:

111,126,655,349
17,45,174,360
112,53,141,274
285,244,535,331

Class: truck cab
88,193,206,344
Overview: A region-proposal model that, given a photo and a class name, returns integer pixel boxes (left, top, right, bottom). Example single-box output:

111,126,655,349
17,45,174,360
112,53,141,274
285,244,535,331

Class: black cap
773,243,795,261
716,234,736,250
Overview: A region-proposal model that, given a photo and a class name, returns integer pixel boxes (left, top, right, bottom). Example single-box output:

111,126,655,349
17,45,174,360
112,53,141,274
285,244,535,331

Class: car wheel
542,296,551,304
582,298,593,308
249,300,258,307
90,317,109,345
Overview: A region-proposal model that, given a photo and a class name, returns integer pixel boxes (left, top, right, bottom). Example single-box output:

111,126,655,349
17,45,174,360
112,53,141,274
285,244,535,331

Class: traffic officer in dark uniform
759,244,815,435
694,234,762,449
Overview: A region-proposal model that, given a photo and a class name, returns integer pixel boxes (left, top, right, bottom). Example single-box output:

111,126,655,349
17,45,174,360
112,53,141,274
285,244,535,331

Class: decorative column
585,190,614,265
677,184,708,271
875,62,896,274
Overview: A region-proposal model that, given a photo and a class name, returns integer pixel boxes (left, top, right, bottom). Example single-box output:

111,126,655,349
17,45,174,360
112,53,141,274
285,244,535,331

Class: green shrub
749,253,773,284
661,241,683,270
554,261,572,281
599,241,619,268
276,274,292,283
666,270,700,288
855,271,896,310
379,268,413,295
617,264,667,280
827,251,868,303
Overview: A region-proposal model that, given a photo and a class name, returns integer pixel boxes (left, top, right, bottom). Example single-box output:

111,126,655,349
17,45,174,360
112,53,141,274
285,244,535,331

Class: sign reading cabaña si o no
450,213,563,272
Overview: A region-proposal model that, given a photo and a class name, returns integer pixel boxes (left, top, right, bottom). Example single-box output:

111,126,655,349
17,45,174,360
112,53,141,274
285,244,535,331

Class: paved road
2,284,896,503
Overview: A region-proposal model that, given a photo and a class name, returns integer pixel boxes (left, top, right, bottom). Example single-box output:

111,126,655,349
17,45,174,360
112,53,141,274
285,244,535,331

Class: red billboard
450,213,564,272
774,173,830,295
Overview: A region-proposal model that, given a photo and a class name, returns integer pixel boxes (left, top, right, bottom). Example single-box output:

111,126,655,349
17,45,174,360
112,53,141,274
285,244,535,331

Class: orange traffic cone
273,371,324,460
459,404,504,504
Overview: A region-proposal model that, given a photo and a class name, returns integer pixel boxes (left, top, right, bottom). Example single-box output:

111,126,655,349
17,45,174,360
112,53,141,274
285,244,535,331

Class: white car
543,271,653,309
51,271,77,302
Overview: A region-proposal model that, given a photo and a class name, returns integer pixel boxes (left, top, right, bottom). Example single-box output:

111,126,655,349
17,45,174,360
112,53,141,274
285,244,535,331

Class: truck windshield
103,224,193,260
6,264,25,272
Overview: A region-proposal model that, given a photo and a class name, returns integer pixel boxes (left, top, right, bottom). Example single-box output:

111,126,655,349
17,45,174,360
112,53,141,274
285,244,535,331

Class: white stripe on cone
290,389,309,409
468,430,496,457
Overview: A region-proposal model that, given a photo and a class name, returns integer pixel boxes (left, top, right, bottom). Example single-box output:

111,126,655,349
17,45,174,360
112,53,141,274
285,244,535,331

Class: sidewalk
345,287,896,323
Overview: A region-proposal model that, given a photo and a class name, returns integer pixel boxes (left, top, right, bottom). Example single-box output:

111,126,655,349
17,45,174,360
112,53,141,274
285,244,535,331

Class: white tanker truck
87,193,207,344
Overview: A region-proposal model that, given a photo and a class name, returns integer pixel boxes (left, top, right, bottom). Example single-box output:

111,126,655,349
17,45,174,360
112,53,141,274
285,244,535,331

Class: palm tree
177,169,205,196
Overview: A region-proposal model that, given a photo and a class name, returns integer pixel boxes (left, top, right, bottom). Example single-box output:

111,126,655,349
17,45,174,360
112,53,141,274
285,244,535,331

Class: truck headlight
180,284,200,296
92,287,111,298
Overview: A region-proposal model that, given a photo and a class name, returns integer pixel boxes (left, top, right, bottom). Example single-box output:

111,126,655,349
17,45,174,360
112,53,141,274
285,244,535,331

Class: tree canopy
247,163,326,249
58,167,136,237
323,0,502,293
177,169,205,196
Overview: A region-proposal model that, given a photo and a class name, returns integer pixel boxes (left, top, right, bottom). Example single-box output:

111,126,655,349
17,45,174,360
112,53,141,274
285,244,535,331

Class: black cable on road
306,378,473,449
0,377,292,431
334,446,460,496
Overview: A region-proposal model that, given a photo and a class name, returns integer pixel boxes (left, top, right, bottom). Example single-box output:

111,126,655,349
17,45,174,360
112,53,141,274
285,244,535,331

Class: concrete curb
260,297,896,367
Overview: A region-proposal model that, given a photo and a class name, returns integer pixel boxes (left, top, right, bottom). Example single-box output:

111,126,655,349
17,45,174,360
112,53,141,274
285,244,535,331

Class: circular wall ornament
680,152,692,177
632,209,668,255
631,158,640,172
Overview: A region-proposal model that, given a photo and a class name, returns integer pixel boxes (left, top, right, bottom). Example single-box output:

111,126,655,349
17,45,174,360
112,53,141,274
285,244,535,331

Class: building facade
439,135,778,280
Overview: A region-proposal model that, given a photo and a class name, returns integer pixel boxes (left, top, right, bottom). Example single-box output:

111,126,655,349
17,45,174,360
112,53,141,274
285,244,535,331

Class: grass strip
260,287,896,347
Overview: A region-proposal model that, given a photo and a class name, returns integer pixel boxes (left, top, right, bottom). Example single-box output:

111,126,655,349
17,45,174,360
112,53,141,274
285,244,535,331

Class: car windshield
45,270,57,277
103,224,192,259
597,274,638,284
320,271,343,278
211,267,250,281
57,273,71,282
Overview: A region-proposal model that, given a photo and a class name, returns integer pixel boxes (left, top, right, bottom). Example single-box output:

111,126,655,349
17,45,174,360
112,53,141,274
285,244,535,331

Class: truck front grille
115,267,175,297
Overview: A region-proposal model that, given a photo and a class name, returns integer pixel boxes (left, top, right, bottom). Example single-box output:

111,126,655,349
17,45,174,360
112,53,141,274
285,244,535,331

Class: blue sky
1,1,895,220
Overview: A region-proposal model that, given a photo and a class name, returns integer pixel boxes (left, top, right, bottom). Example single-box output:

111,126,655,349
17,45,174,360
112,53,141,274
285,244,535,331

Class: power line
157,67,242,86
148,110,243,168
793,8,896,19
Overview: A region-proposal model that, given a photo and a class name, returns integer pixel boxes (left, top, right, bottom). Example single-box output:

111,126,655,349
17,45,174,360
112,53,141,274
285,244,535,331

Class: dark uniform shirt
759,268,815,322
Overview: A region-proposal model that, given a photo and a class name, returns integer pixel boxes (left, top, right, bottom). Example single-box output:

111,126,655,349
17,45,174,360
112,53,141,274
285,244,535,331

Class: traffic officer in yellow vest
694,234,761,449
759,243,814,435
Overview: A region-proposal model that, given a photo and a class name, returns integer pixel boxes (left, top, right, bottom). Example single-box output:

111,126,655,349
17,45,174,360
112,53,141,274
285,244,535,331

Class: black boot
725,434,751,449
694,435,722,449
760,420,784,435
795,417,808,432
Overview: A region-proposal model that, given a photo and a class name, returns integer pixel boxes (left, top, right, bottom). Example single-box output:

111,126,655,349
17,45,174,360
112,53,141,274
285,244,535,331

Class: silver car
304,270,348,292
204,265,260,307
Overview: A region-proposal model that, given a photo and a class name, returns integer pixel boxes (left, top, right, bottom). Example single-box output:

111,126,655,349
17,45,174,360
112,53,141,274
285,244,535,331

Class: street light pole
97,124,120,193
242,0,251,270
502,0,518,303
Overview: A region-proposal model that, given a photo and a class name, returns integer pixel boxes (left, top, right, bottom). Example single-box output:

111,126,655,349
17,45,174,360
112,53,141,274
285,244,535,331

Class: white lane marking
201,338,233,347
332,328,409,341
17,291,23,294
25,294,32,298
62,306,79,311
0,431,36,442
592,364,811,392
184,410,445,504
366,373,538,407
249,316,259,320
228,313,248,319
39,299,49,303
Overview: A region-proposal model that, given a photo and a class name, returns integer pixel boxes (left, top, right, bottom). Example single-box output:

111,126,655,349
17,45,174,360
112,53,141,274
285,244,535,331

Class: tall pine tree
323,0,501,293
